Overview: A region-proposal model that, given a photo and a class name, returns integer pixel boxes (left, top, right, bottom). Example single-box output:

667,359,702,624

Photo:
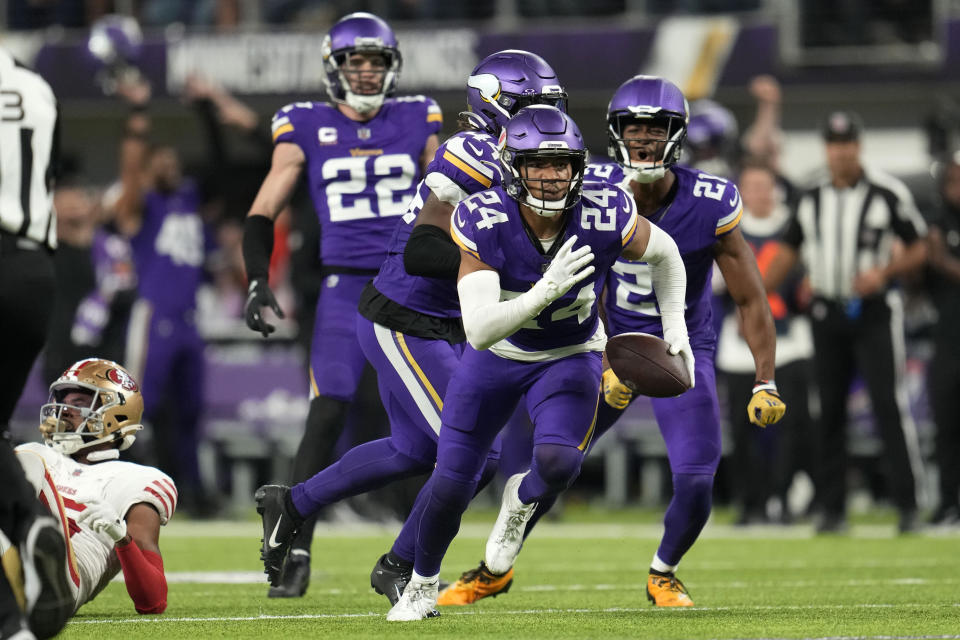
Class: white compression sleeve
641,222,687,335
458,270,551,351
425,172,469,205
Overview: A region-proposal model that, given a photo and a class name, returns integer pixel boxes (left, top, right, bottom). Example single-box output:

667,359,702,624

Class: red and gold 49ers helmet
39,358,144,456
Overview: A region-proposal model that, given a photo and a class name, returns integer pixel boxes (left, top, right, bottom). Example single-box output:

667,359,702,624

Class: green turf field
61,508,960,639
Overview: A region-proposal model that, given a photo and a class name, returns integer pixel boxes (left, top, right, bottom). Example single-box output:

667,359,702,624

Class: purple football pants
412,347,602,577
290,315,501,517
308,274,372,401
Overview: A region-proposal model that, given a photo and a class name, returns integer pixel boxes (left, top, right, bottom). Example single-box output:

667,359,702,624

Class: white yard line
69,603,960,626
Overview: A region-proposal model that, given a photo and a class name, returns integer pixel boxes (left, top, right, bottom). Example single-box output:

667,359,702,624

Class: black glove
245,278,285,337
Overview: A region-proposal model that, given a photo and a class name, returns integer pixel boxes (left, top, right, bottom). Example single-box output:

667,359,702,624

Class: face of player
942,162,960,209
520,156,573,202
149,146,182,193
342,51,388,96
622,120,669,165
738,166,777,219
59,390,96,431
825,139,861,184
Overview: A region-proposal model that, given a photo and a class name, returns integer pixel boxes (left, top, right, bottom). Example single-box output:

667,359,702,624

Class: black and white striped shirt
0,48,58,250
783,167,927,300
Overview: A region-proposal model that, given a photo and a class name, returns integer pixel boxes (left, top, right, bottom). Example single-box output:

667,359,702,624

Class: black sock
284,491,305,525
650,568,673,578
385,551,412,570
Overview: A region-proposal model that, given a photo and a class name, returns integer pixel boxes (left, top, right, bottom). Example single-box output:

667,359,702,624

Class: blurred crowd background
2,0,959,526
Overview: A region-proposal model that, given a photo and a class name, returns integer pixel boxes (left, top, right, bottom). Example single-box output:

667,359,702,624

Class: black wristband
128,102,149,114
404,224,461,279
242,214,275,282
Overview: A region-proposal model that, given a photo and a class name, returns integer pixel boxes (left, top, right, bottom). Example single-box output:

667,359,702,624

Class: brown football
605,332,692,398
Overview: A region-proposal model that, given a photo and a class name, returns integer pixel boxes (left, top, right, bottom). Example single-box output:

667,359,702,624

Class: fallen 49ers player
0,358,176,618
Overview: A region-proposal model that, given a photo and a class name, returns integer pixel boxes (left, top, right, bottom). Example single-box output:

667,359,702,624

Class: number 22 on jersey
322,154,416,222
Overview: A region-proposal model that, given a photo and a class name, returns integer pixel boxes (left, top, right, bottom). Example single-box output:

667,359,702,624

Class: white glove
77,498,128,544
530,235,595,307
663,317,695,390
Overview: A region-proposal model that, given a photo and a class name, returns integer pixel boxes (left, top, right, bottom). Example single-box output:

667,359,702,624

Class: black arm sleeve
243,214,275,281
404,224,461,279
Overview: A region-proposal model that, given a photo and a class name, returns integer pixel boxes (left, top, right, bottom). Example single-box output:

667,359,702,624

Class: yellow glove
747,381,786,427
602,368,633,410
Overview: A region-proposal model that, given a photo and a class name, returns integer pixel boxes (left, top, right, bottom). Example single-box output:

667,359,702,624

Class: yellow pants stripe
577,395,600,451
395,332,443,412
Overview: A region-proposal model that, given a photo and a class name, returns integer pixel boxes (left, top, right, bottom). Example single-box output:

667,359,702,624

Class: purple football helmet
500,105,586,218
462,50,567,136
607,76,689,183
87,14,143,66
684,99,739,177
321,12,401,114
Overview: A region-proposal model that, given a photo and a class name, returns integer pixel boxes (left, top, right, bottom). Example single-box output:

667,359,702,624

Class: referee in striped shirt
0,47,72,638
766,111,928,534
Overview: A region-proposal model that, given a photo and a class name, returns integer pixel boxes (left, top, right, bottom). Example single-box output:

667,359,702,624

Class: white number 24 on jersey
463,191,507,230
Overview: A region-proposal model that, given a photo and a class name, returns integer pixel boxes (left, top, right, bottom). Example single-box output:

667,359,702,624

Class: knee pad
530,444,583,494
428,473,475,516
673,473,714,507
436,425,490,486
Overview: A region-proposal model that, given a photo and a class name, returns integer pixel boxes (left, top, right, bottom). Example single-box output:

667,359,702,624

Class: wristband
752,379,778,394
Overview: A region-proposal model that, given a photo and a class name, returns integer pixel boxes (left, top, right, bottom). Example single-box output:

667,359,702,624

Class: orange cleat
646,572,694,607
437,561,514,606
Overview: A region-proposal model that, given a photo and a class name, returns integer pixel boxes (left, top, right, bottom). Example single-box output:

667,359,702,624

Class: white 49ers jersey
15,443,177,610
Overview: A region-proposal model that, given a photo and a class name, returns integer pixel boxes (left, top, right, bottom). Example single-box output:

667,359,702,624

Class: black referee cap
822,110,863,142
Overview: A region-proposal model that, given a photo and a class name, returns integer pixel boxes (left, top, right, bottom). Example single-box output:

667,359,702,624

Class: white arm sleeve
458,270,550,351
425,172,469,205
641,223,688,338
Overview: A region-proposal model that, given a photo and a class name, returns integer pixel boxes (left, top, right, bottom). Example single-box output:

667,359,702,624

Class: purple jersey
270,97,442,270
373,129,501,318
585,162,742,345
91,229,136,298
130,181,211,316
451,182,639,358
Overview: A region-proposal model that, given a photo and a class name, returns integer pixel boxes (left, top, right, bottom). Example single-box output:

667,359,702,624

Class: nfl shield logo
358,127,372,140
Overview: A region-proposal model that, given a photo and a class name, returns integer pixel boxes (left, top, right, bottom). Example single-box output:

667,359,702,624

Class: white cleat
485,472,538,575
386,575,440,622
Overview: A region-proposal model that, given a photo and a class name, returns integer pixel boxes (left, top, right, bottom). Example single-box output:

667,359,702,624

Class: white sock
650,553,678,574
411,570,439,585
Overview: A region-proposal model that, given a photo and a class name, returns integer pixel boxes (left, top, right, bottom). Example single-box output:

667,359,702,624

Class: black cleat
370,553,411,606
254,485,302,587
268,551,311,598
21,516,73,639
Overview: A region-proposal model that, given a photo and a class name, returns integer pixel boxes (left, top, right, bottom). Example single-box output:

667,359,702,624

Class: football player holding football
440,76,783,609
0,358,175,623
386,104,690,621
242,12,443,597
253,50,568,604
